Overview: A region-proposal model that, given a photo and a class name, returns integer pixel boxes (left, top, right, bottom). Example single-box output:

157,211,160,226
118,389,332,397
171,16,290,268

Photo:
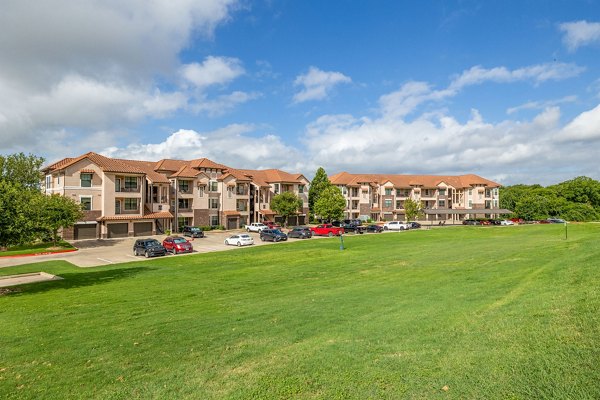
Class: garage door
74,224,97,240
107,223,128,238
227,218,238,230
134,222,153,236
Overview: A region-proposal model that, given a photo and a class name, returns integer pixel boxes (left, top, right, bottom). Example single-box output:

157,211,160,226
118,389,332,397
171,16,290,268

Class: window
125,177,137,190
396,200,403,209
209,181,218,192
210,215,219,226
385,188,392,196
80,173,92,187
124,198,138,211
468,200,472,207
298,185,305,194
396,189,401,196
45,175,52,189
80,196,92,211
198,185,204,197
115,200,121,214
469,189,472,195
57,175,60,185
438,188,446,196
438,200,446,208
178,198,190,209
384,199,392,208
210,198,219,209
274,183,280,194
179,180,190,193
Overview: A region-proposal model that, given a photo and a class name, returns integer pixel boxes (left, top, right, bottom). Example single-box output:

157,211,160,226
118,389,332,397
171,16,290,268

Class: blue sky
2,0,600,185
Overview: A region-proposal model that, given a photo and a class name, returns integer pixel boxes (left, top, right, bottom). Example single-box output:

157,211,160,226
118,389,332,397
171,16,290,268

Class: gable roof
42,152,145,175
330,172,501,188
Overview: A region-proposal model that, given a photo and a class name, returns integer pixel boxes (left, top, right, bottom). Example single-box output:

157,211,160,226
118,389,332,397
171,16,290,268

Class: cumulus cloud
103,125,304,171
293,67,351,103
181,56,245,88
0,0,242,153
506,95,577,115
559,20,600,51
560,104,600,141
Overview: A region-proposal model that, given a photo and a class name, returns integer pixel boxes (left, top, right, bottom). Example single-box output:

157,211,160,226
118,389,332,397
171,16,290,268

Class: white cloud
449,63,585,91
293,67,351,103
103,125,304,171
0,0,241,153
559,20,600,51
560,104,600,141
506,95,577,115
192,91,261,117
181,56,245,88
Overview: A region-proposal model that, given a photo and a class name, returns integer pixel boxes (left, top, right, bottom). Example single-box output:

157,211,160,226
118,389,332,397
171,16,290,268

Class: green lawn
0,241,75,257
1,224,599,399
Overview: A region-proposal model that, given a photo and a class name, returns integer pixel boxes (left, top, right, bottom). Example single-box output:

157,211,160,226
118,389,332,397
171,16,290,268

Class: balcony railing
115,208,140,215
178,188,193,194
116,186,140,193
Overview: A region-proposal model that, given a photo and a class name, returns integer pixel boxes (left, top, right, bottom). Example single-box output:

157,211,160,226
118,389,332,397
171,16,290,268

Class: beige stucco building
329,172,509,223
42,152,309,239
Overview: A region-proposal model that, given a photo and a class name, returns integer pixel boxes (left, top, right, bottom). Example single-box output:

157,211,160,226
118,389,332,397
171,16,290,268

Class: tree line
500,176,600,221
0,153,83,249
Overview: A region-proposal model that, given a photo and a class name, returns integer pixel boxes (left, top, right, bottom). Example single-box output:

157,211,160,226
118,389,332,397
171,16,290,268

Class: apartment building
41,152,309,240
329,172,509,224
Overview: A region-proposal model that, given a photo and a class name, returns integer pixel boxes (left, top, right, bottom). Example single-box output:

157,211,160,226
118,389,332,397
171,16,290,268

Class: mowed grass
1,224,599,399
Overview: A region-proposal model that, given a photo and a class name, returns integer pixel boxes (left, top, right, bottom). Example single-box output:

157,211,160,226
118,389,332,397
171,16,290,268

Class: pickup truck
339,222,365,234
246,222,267,232
310,224,344,237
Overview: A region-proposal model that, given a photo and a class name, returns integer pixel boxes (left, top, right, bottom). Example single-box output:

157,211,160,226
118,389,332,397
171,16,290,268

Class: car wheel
261,236,265,241
246,228,250,232
400,227,405,231
224,240,229,245
275,237,280,242
145,251,150,258
383,226,388,231
173,248,178,255
237,241,241,247
328,232,333,237
133,249,138,256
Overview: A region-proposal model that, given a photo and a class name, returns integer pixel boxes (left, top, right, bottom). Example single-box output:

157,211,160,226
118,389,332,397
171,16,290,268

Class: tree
37,194,84,246
271,192,303,227
0,181,39,249
308,167,331,218
0,153,45,190
314,186,346,222
403,198,423,222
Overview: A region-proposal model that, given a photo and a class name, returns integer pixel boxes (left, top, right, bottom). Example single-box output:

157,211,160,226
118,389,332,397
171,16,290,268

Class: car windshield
273,229,283,234
240,234,250,238
146,240,161,247
173,238,187,243
189,227,201,232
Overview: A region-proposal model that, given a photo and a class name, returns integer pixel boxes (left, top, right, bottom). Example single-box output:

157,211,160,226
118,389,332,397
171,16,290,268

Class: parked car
260,229,288,242
500,220,514,226
288,226,312,239
264,221,282,230
133,238,167,258
339,222,365,234
407,222,421,229
462,219,481,225
246,222,267,232
366,224,384,233
383,221,410,231
547,218,566,224
310,224,344,237
182,226,204,238
162,236,193,254
224,234,254,247
537,219,551,224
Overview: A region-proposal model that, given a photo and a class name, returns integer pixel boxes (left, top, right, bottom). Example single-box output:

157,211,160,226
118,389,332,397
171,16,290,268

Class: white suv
383,221,411,231
246,222,267,232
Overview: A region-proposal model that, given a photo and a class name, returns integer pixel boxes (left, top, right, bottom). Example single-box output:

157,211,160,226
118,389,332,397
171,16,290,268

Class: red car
264,221,282,229
162,236,193,254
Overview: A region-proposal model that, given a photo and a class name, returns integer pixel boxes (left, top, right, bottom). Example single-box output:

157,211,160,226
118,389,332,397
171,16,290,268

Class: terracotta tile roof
223,211,241,216
189,158,228,170
79,169,95,173
170,165,202,178
237,168,305,187
116,159,170,183
42,157,76,173
219,168,252,182
154,159,189,172
258,209,277,215
330,172,500,189
47,152,145,174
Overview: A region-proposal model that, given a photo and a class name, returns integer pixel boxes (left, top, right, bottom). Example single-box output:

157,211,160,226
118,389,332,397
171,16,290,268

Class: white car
224,234,254,247
383,221,411,231
246,222,267,232
500,220,515,226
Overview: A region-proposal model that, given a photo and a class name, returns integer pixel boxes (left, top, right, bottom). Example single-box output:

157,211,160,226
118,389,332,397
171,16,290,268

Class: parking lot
0,229,357,268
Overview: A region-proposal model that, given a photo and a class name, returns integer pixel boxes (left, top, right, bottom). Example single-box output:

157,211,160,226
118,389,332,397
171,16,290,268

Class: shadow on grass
4,266,153,297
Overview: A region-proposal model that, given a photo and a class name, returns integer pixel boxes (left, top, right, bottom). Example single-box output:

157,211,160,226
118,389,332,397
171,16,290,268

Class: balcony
115,208,140,215
152,204,170,213
178,188,193,195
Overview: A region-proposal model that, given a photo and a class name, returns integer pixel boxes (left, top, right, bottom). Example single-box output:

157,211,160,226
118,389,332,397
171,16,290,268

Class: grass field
0,241,75,257
1,224,599,399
